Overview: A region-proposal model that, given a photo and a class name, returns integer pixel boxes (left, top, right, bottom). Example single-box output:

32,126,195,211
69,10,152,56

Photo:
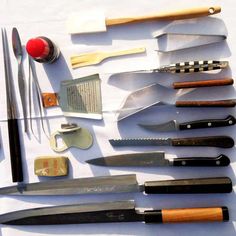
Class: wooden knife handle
171,136,234,148
144,207,229,223
173,78,234,89
175,99,236,107
106,6,221,26
144,177,232,194
42,93,59,108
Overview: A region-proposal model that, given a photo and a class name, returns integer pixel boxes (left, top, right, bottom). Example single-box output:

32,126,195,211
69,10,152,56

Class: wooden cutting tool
70,47,146,68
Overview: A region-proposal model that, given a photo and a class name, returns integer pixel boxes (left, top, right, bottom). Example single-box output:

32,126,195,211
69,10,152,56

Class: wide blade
138,120,179,132
0,200,141,225
86,152,170,167
0,175,139,195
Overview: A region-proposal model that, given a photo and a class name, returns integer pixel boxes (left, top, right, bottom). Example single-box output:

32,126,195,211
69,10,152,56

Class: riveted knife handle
175,99,236,107
144,177,232,194
173,78,234,89
179,115,236,130
171,136,234,148
173,154,230,167
144,207,229,223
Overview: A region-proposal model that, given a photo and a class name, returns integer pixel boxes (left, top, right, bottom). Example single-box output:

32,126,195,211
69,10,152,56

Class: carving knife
66,6,221,34
0,174,232,195
138,115,236,132
0,200,229,225
86,153,230,167
109,136,235,148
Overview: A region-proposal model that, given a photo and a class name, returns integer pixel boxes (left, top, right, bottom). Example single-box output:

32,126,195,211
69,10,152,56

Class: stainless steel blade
86,152,170,167
0,174,139,195
138,120,179,132
109,138,172,147
0,200,141,225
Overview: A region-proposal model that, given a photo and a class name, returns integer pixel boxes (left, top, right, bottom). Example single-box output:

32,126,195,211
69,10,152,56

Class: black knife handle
144,177,232,194
172,154,230,167
171,136,234,148
144,206,229,223
179,115,236,130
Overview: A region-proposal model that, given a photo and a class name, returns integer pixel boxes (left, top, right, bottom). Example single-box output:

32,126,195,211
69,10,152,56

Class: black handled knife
86,152,230,167
138,115,236,132
109,136,234,148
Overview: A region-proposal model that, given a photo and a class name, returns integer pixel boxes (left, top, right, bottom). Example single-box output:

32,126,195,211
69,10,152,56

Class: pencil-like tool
1,28,23,182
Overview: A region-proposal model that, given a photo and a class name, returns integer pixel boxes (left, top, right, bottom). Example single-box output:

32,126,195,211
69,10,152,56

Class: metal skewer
1,28,23,182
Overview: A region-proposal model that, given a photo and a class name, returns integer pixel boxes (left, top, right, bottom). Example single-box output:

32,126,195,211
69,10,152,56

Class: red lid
26,38,49,58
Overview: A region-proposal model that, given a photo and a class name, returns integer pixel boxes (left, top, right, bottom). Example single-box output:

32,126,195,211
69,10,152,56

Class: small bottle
26,37,60,64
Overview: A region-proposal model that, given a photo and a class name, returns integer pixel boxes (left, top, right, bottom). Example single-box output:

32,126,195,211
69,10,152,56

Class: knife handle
175,99,236,107
144,206,229,223
144,177,232,194
41,93,59,108
178,115,236,130
171,136,234,148
173,78,234,89
172,154,230,167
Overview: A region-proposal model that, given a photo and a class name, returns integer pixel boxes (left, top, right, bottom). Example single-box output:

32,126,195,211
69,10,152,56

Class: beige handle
106,6,221,26
104,47,146,58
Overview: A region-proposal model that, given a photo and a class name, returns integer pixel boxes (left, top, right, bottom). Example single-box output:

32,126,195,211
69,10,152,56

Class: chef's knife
138,115,236,132
109,136,234,148
66,6,221,34
0,200,228,225
86,152,230,167
0,175,232,195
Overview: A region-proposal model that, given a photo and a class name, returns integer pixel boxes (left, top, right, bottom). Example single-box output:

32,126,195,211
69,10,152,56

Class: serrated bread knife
0,174,232,195
0,200,229,225
109,136,234,148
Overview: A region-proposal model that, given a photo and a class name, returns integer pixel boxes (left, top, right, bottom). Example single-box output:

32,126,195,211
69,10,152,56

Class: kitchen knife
0,200,229,225
0,175,232,195
86,153,230,167
66,6,221,34
138,115,236,132
109,136,234,148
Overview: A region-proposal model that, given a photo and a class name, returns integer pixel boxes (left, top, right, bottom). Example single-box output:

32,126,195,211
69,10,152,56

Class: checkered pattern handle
159,60,229,73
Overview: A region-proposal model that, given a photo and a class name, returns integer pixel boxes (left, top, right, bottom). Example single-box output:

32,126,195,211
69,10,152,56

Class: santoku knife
86,152,230,167
0,174,232,195
0,200,229,225
138,115,236,132
109,136,234,148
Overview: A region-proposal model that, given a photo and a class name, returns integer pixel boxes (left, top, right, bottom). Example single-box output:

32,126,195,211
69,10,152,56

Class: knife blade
0,175,232,195
86,152,230,167
109,136,234,148
0,200,229,225
138,115,236,132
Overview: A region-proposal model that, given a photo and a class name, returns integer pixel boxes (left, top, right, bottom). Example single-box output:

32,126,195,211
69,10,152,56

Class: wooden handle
175,99,236,107
173,78,234,89
42,93,59,108
106,6,221,26
105,47,146,58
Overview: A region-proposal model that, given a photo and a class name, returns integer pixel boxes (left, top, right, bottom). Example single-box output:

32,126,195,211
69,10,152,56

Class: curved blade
138,120,179,132
12,27,23,58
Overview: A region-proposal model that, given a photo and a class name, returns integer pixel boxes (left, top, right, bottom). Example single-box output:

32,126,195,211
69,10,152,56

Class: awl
66,6,221,34
0,200,229,225
0,174,232,195
86,153,230,167
109,136,234,148
138,115,236,132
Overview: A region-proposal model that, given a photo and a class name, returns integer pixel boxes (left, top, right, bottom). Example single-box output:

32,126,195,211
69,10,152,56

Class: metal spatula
70,47,146,68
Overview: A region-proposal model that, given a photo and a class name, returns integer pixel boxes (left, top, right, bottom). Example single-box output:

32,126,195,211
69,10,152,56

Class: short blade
86,152,170,167
138,120,179,132
0,200,141,225
0,175,139,195
109,138,172,146
12,27,23,57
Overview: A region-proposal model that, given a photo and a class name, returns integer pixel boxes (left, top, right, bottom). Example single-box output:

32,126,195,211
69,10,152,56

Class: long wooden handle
175,99,236,107
144,207,228,223
106,6,221,26
105,47,146,58
173,78,234,89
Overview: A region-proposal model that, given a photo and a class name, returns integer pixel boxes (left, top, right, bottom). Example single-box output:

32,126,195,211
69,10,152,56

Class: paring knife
138,115,236,132
86,152,230,167
109,136,234,148
0,200,229,225
66,6,221,34
0,174,232,195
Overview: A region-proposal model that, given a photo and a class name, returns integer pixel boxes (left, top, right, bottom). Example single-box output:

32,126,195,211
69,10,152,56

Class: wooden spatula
70,47,146,68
